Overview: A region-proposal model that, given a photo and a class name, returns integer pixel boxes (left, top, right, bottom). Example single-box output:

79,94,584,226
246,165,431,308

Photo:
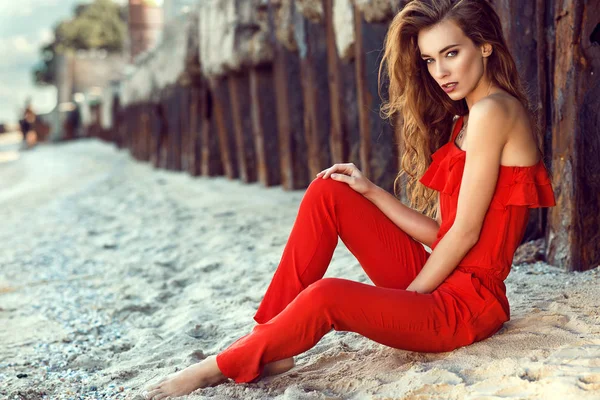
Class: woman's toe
146,388,163,399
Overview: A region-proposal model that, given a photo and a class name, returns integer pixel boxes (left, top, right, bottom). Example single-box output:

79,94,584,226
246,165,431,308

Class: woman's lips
442,82,458,93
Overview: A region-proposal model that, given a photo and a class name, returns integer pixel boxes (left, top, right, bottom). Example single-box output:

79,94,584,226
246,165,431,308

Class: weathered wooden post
163,86,180,170
180,13,202,176
294,1,332,178
323,0,360,166
178,86,190,173
132,104,139,160
127,106,136,158
545,0,600,271
177,85,191,172
142,103,152,162
211,78,239,179
353,2,398,193
176,85,186,171
126,105,134,158
249,65,281,186
111,94,122,147
494,0,548,243
228,73,258,183
187,86,201,176
268,0,309,189
199,84,223,176
199,0,280,185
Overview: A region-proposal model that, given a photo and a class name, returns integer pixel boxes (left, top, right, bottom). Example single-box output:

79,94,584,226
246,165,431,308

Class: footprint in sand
578,374,600,391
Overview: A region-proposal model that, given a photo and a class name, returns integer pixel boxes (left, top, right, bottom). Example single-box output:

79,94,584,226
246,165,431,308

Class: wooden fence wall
93,0,600,272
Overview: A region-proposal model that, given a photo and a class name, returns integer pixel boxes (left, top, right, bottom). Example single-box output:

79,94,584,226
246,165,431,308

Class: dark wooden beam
494,0,548,243
211,78,239,179
228,73,257,183
200,85,223,176
187,86,201,176
249,66,280,186
323,0,345,165
179,87,191,174
268,0,308,190
294,6,331,178
354,7,396,193
546,0,600,271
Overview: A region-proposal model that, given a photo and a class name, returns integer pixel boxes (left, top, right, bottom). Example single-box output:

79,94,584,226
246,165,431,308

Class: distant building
163,0,197,22
50,50,127,141
128,0,164,62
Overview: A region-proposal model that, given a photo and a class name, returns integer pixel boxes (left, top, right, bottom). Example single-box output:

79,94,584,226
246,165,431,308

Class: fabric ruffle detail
419,146,465,195
420,144,556,209
491,165,556,209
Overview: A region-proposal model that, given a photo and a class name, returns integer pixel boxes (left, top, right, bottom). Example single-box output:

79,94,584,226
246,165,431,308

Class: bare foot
142,356,295,399
262,357,295,378
142,356,226,399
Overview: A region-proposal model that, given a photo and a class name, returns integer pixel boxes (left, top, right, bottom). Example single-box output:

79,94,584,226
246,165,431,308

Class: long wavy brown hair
379,0,531,217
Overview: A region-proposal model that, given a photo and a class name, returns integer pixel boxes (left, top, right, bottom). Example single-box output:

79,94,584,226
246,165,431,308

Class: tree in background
32,0,127,86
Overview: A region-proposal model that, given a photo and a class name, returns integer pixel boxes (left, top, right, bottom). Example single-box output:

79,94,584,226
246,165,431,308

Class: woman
144,0,555,398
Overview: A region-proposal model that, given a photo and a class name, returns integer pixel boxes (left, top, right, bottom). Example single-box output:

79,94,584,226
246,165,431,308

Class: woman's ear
481,43,493,58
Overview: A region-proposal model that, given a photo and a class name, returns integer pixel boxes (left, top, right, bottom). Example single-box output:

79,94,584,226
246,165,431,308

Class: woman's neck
465,77,494,109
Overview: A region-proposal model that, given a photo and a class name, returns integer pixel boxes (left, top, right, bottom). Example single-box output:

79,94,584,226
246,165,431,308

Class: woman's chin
446,91,466,101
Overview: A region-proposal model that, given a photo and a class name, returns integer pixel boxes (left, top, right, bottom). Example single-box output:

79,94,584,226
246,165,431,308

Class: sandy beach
1,138,599,400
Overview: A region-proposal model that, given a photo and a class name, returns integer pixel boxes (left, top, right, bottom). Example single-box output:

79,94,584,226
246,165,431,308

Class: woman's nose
434,62,449,80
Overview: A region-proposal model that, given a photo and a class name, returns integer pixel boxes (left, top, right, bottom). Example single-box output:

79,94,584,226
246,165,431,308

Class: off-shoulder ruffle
420,144,556,209
419,145,465,195
491,164,556,209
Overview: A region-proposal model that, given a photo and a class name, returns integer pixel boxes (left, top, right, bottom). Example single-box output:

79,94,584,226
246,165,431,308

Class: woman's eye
447,50,458,57
425,58,434,64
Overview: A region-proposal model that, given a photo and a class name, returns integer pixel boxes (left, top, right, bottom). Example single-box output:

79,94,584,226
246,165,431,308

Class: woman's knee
305,177,353,203
298,278,346,310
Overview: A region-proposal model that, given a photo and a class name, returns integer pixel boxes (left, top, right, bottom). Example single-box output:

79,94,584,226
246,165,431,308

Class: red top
419,115,556,317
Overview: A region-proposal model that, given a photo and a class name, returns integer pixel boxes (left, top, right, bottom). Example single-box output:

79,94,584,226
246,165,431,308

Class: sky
0,0,127,125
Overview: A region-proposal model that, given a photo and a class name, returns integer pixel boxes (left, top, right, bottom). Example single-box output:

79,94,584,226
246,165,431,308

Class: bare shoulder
469,92,519,129
462,94,513,152
471,92,539,166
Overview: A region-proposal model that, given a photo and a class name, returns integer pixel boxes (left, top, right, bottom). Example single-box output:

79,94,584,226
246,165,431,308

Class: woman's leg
144,179,433,398
254,177,430,324
217,277,468,383
145,278,468,398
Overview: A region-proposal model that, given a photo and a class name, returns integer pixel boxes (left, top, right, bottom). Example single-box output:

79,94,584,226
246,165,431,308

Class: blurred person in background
154,103,168,168
19,98,37,149
63,103,81,141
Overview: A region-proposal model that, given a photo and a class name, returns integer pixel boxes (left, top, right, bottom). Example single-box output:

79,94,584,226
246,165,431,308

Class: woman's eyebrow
420,44,459,58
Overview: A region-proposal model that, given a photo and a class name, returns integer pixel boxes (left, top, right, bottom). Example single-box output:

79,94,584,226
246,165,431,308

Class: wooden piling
249,66,281,186
546,0,600,271
494,0,548,243
294,7,332,178
199,84,223,176
353,7,396,193
268,1,308,190
187,86,198,176
323,0,345,165
228,73,258,183
167,86,183,171
211,78,239,179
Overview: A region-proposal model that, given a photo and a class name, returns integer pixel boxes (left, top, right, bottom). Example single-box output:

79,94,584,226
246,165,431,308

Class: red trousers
216,178,504,383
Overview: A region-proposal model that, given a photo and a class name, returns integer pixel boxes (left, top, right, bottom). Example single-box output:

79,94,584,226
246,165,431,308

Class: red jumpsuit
216,116,556,383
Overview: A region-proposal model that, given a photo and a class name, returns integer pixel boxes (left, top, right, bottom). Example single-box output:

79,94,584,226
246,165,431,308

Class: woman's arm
316,164,441,247
406,99,509,294
363,187,440,248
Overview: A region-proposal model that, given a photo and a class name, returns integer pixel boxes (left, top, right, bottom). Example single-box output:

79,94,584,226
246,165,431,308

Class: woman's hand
316,163,376,196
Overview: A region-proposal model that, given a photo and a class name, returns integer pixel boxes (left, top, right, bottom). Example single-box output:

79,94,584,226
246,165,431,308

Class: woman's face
417,19,489,101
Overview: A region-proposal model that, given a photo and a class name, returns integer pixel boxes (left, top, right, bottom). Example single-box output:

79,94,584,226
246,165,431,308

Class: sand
1,138,599,400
